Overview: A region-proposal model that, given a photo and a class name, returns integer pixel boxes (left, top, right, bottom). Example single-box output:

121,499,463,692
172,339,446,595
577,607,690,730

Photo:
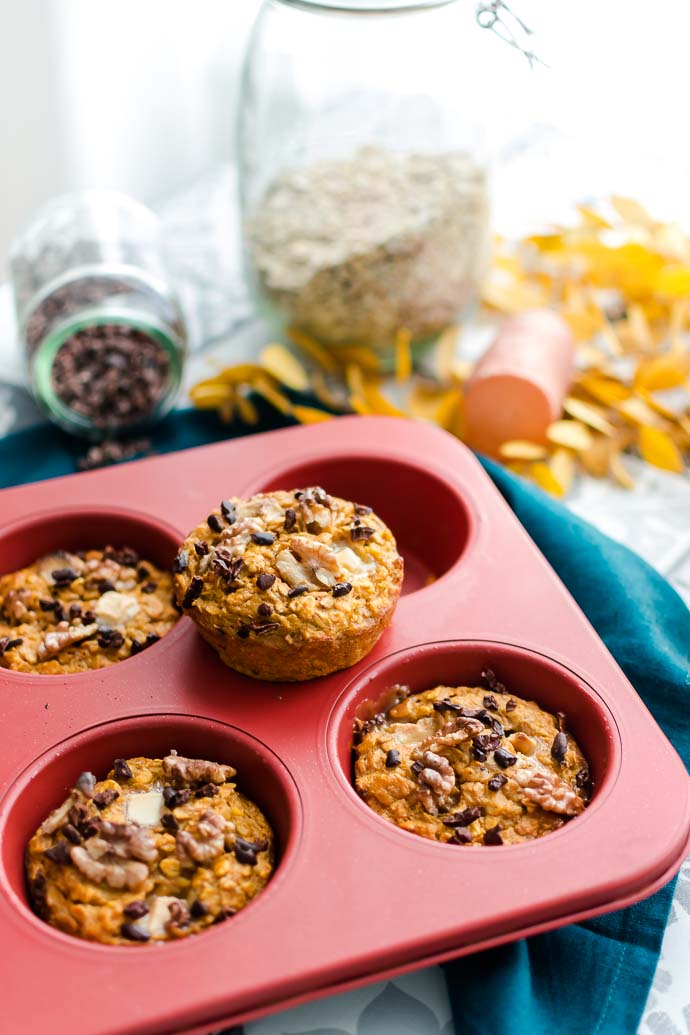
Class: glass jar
238,0,492,358
10,191,187,439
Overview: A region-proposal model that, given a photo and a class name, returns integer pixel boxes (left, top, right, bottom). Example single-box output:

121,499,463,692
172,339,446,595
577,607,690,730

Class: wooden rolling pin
464,309,576,458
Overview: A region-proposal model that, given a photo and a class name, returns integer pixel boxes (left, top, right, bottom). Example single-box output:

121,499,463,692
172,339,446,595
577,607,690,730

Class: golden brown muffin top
354,673,590,847
26,752,273,945
0,546,178,674
173,487,403,645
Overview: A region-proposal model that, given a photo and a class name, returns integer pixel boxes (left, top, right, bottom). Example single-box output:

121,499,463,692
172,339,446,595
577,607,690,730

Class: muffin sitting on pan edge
173,487,404,681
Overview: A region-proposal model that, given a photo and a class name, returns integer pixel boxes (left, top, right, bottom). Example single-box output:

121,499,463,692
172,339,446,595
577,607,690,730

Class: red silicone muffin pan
0,415,688,1035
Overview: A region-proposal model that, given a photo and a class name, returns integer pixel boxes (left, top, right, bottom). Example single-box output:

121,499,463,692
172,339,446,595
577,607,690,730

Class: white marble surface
0,165,688,1035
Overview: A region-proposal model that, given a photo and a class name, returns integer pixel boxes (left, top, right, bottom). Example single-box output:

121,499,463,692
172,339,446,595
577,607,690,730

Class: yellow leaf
577,204,612,230
408,384,447,423
546,420,593,451
634,351,690,392
530,461,565,497
235,391,259,425
609,451,635,489
361,379,407,418
292,405,333,424
638,425,684,473
563,397,615,435
197,363,264,386
580,434,614,478
617,396,667,429
260,343,309,392
549,448,575,494
333,345,381,374
189,383,234,409
395,327,412,383
499,440,548,461
653,267,690,298
251,374,293,415
578,372,631,405
287,328,337,372
610,195,654,226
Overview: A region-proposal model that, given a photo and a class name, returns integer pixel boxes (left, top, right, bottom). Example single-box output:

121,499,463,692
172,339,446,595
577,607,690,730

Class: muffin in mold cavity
354,669,591,847
0,544,178,674
25,750,274,944
173,487,404,681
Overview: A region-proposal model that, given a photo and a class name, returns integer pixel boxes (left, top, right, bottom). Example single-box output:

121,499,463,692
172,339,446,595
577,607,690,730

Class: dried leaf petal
563,397,615,435
638,425,684,473
530,461,565,498
499,440,548,461
609,451,635,489
292,405,333,424
260,343,310,392
549,448,575,494
287,328,337,372
395,328,412,383
546,420,593,451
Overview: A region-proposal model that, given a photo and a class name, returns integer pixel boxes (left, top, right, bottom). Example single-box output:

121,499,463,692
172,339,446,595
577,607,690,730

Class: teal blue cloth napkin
1,413,688,1035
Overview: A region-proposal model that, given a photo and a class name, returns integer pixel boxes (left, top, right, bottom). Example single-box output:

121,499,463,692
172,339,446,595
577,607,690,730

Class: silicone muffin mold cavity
327,640,621,847
0,714,301,940
252,454,473,595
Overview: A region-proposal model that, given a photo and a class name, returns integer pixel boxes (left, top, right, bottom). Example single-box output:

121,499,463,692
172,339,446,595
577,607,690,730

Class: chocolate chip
129,639,144,656
250,621,280,636
93,789,120,809
182,576,203,608
45,841,71,864
354,503,373,515
190,899,208,918
136,565,150,582
141,581,157,594
51,567,78,585
220,500,236,524
255,603,272,620
162,786,177,807
284,508,297,532
556,712,568,733
443,806,482,827
213,908,236,924
350,525,375,541
145,633,160,647
575,765,590,790
69,603,82,620
0,637,10,654
5,638,23,650
62,823,82,844
294,491,304,499
411,760,424,775
82,609,96,623
194,783,218,798
483,824,503,845
174,788,191,806
551,732,568,763
287,585,307,598
98,630,124,649
256,573,276,590
494,748,517,768
121,922,150,942
483,694,498,711
490,717,505,737
481,668,496,688
53,605,66,622
475,732,502,753
505,698,517,711
113,758,132,781
473,744,488,762
98,579,115,593
237,623,250,639
208,513,223,533
123,900,149,919
251,532,275,546
172,550,188,573
161,812,179,832
488,773,508,791
451,827,473,844
193,541,209,557
332,582,353,598
76,771,96,797
385,749,401,768
234,837,259,865
162,786,191,809
39,598,57,612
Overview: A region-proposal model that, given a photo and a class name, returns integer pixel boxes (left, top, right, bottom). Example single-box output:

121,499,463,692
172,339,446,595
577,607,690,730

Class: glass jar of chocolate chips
10,191,188,439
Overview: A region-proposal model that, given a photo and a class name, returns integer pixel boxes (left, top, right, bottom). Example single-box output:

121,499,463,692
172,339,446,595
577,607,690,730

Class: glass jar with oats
238,0,493,361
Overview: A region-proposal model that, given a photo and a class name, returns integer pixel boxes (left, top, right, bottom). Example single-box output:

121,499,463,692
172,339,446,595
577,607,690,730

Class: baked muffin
173,487,403,681
26,751,273,944
0,546,178,674
354,671,590,846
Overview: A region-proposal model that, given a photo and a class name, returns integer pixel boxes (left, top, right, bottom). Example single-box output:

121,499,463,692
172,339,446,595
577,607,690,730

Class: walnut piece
176,808,227,864
237,496,285,526
420,717,484,754
3,587,32,622
514,766,585,816
418,750,455,795
162,751,235,785
90,821,159,862
70,846,149,891
297,487,332,533
39,552,84,584
217,517,264,558
37,622,98,659
277,536,341,589
40,793,78,835
508,732,536,756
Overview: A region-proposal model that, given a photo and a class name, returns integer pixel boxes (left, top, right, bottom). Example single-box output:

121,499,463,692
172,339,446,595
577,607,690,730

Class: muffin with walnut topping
0,546,178,674
173,487,403,681
25,751,273,944
354,672,591,846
